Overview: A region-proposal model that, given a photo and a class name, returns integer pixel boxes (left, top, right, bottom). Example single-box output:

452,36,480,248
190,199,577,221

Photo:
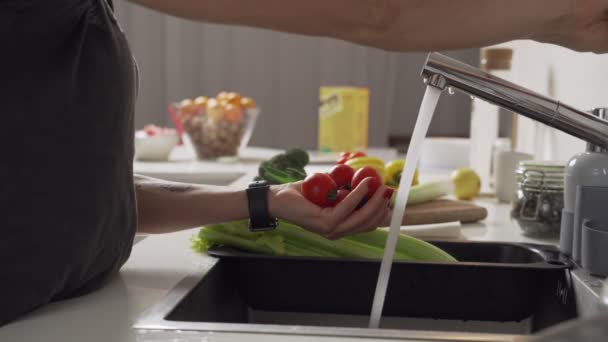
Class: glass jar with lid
511,161,566,237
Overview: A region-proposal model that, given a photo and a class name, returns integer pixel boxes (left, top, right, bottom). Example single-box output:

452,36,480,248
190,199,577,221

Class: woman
1,0,606,326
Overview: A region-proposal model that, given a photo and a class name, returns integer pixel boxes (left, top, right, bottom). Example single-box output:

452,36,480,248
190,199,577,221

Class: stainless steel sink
135,269,524,341
134,242,577,341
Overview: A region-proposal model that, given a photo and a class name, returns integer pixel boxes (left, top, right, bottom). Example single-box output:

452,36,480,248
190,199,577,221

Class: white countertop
0,149,573,342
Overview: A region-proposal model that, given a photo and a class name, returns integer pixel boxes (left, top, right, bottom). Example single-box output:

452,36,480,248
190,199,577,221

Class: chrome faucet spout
421,52,608,149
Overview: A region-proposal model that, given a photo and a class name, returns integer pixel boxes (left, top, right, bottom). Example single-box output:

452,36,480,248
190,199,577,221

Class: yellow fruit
179,98,198,117
346,156,385,167
194,96,208,108
451,167,481,200
206,98,224,121
241,97,257,109
224,104,243,123
385,160,419,187
193,97,208,115
225,92,242,106
180,98,193,106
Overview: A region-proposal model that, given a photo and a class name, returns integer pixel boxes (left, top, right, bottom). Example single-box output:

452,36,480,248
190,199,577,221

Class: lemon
451,167,481,200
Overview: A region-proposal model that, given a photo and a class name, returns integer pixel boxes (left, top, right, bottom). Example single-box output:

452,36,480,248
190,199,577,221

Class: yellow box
318,87,369,153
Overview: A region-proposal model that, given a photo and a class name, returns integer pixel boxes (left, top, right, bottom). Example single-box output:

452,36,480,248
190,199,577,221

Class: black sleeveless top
0,0,137,325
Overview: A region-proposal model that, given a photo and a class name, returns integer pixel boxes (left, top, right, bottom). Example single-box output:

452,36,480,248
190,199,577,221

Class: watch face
250,180,269,188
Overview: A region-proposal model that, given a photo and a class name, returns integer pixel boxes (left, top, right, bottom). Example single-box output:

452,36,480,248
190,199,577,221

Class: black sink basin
135,241,577,340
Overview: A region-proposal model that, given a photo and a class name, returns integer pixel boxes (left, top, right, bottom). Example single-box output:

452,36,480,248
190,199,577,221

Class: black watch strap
246,181,278,232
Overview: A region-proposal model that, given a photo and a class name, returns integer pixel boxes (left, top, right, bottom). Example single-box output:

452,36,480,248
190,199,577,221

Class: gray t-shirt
0,0,137,325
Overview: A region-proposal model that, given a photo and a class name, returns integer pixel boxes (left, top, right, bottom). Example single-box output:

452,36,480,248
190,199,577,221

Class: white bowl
419,137,471,170
134,133,179,161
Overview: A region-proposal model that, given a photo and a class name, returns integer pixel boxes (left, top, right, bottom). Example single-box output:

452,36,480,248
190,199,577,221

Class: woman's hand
269,178,392,240
534,0,608,53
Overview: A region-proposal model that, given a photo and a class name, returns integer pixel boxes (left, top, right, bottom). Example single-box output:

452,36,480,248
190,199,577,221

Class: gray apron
0,0,138,325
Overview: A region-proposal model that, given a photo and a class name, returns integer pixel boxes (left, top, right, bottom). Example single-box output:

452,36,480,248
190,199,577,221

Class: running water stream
369,86,443,328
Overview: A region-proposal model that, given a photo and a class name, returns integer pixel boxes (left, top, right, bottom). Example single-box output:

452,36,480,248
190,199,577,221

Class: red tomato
328,164,355,190
384,187,395,200
302,173,338,208
337,152,351,164
351,167,382,199
337,156,349,164
352,151,367,158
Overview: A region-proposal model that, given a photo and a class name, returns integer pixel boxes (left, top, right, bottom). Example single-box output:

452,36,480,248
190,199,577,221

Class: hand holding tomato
301,173,338,207
268,177,392,240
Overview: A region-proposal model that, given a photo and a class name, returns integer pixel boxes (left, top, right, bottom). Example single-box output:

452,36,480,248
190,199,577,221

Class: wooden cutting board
403,199,488,226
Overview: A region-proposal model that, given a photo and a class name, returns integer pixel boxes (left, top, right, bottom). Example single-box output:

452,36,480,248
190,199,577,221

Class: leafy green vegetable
269,155,292,169
207,147,458,263
256,148,310,184
259,164,303,184
192,220,457,262
285,148,309,168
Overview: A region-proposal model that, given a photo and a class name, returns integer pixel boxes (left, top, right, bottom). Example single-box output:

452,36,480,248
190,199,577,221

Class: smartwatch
246,180,278,232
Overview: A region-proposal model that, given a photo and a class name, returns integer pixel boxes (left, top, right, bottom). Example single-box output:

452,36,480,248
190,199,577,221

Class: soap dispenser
560,108,608,261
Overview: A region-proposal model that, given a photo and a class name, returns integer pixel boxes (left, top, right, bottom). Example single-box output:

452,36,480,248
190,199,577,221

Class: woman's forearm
134,174,393,240
134,175,249,233
129,0,572,52
356,0,572,51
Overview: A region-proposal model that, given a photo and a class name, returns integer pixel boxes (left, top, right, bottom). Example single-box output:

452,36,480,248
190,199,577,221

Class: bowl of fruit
134,125,179,161
171,92,259,160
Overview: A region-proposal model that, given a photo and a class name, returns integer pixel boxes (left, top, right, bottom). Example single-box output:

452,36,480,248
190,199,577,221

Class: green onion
394,180,453,207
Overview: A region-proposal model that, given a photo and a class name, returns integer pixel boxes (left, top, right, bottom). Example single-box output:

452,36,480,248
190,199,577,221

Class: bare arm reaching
134,175,390,240
128,0,608,53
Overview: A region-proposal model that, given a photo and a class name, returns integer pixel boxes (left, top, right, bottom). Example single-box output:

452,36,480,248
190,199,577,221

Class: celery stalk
195,226,275,255
345,229,457,262
193,220,457,262
283,238,341,257
276,221,386,259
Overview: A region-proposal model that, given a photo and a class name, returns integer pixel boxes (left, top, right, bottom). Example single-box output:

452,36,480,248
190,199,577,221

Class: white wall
496,40,608,162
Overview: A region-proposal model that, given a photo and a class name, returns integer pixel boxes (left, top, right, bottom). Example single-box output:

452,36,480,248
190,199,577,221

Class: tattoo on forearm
133,174,195,193
159,183,195,193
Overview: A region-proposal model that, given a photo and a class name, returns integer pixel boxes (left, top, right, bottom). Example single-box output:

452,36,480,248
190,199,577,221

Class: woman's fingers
331,177,371,221
336,200,390,238
326,184,390,238
369,208,392,233
355,204,391,235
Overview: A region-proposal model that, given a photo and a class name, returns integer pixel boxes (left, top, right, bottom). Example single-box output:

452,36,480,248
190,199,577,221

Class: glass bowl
170,103,259,160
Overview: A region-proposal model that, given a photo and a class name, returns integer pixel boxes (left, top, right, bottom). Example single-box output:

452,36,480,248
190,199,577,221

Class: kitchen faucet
421,52,608,148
